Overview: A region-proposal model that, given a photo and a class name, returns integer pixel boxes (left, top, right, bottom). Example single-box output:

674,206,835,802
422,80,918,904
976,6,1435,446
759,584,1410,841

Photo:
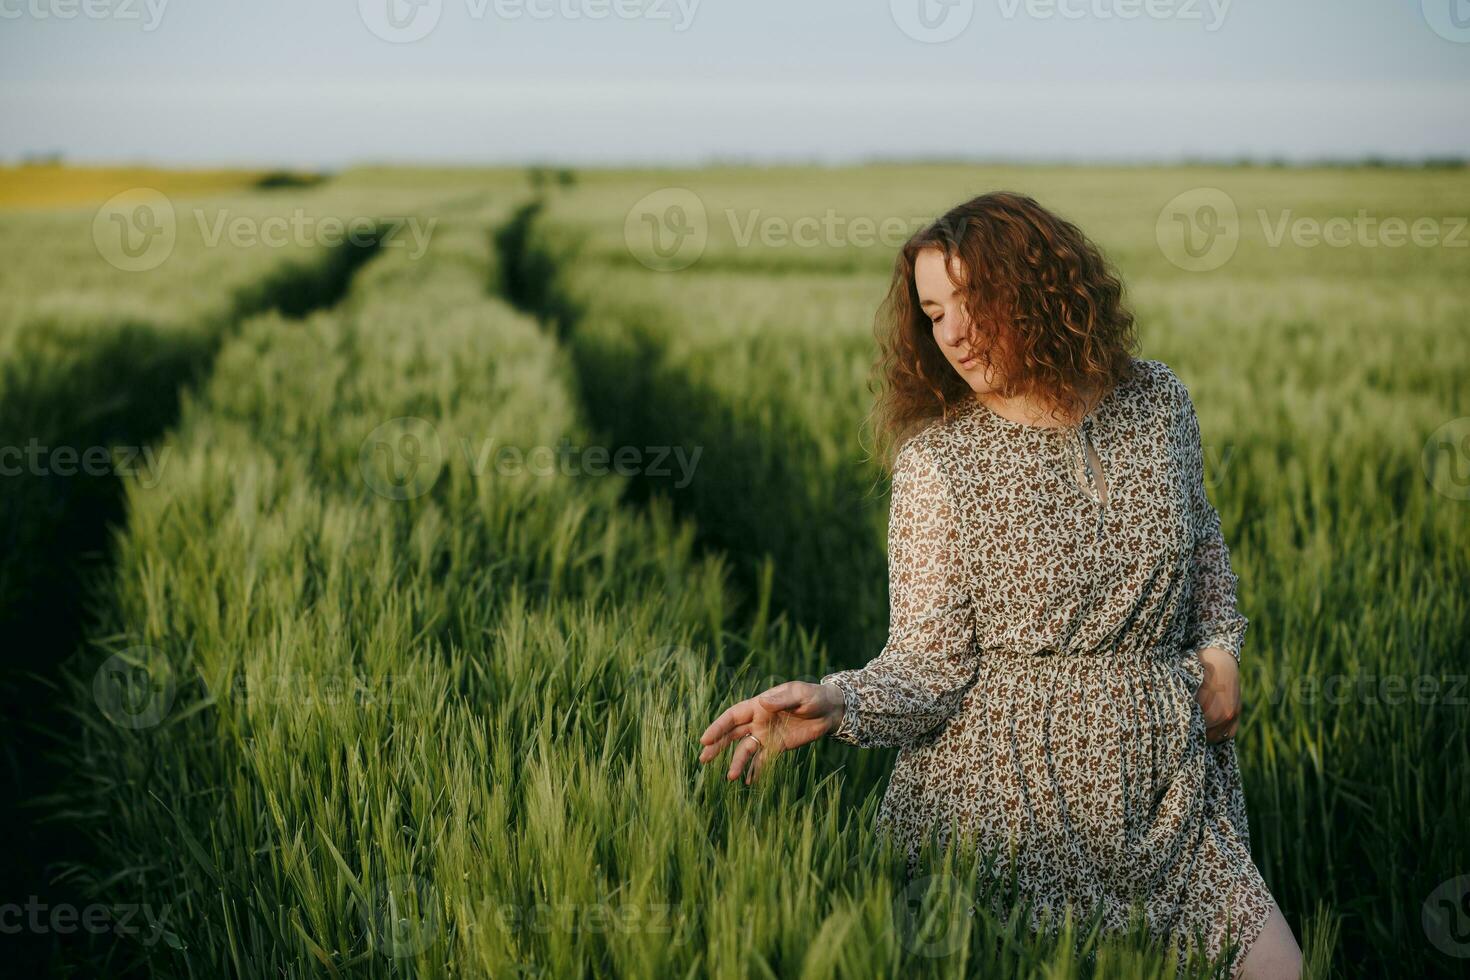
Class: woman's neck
975,384,1102,429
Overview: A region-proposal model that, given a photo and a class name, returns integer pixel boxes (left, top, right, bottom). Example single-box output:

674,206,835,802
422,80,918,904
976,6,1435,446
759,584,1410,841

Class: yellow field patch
0,164,317,211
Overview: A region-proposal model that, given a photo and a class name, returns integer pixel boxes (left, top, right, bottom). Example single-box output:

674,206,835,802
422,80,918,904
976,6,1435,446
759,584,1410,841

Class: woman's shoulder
887,407,976,494
898,397,982,459
893,420,950,472
1127,356,1179,394
1124,357,1189,418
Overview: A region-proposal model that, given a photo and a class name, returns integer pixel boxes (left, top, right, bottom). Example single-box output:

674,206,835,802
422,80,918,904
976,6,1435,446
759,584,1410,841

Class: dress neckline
962,361,1135,436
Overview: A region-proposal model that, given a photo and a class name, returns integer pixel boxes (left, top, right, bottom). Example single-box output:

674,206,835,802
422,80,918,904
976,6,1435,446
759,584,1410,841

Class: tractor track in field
489,195,891,670
0,228,384,976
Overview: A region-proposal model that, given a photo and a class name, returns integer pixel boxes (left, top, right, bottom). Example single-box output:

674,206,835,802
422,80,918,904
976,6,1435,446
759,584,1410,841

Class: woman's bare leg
1239,901,1302,980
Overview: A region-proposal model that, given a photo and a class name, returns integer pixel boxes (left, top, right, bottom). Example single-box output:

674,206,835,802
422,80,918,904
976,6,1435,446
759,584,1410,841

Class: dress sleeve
1176,377,1249,664
819,436,979,748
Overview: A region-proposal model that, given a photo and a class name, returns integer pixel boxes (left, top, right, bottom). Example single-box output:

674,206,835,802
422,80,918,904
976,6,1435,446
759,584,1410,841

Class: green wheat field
2,163,1467,977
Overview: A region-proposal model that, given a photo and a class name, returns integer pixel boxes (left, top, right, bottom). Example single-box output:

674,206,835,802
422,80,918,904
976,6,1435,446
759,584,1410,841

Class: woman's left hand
1195,647,1241,742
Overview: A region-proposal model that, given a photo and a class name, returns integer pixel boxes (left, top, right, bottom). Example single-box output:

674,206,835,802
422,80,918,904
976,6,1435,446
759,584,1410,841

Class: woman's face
914,246,1001,394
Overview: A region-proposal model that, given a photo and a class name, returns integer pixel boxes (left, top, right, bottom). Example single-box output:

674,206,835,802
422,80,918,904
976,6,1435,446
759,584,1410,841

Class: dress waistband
980,645,1199,673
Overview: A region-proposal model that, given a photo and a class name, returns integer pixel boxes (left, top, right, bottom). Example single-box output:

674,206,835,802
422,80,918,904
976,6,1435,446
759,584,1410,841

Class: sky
2,0,1468,167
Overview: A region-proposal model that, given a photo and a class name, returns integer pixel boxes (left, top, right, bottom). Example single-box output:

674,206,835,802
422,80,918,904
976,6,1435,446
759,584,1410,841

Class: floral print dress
819,357,1274,976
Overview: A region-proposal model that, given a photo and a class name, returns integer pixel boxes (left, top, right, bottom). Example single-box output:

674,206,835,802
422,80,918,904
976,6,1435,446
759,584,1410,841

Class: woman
696,193,1302,978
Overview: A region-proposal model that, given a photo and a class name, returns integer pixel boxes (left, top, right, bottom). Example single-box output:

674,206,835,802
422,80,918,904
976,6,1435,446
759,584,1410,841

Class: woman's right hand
696,681,846,784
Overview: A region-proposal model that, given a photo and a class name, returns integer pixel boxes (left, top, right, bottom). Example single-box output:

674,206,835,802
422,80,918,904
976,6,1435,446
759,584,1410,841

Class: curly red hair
867,191,1139,465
